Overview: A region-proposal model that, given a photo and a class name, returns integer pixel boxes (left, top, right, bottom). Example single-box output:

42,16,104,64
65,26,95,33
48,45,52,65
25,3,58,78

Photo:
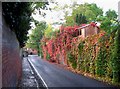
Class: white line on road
27,57,48,89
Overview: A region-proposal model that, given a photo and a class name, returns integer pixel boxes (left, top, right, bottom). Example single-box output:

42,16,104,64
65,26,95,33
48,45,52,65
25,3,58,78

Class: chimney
118,1,120,21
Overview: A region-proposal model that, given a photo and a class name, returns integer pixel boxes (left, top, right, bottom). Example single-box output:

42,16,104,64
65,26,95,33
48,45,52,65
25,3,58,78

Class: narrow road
28,55,117,88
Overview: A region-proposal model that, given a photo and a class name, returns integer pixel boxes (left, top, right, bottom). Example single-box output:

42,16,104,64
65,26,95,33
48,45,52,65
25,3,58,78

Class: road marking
28,57,48,89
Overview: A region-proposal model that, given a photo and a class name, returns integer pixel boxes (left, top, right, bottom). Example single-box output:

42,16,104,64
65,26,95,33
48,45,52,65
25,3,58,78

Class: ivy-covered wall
41,24,120,84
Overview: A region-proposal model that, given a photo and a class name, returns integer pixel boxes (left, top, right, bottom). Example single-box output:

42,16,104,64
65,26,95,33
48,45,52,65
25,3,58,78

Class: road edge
27,57,48,89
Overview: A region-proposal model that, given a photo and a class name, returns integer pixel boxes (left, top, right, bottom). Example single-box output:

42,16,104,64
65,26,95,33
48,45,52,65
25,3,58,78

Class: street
28,55,117,88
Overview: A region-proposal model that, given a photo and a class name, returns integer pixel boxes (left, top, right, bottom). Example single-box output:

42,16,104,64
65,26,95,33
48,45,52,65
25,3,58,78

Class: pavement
18,57,46,89
27,55,119,89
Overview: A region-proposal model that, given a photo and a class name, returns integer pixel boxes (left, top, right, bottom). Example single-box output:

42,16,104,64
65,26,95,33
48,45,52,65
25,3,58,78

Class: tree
65,16,75,26
2,2,49,47
44,24,53,38
100,17,112,33
95,46,107,77
2,2,32,47
105,9,118,20
112,23,120,83
26,21,47,56
75,13,87,25
65,3,103,26
44,24,59,39
32,2,49,17
97,10,118,34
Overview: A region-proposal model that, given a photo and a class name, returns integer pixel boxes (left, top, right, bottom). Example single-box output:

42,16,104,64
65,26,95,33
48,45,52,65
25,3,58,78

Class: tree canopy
65,3,103,26
26,21,47,49
26,21,47,56
97,9,118,34
105,9,118,20
44,24,54,38
75,13,88,25
2,2,48,47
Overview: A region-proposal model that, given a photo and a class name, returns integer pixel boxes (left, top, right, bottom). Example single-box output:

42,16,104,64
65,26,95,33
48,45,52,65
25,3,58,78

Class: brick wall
2,14,22,87
81,25,100,38
85,26,99,37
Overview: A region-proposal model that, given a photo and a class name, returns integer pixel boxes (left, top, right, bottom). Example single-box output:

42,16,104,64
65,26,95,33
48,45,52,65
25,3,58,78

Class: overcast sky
55,0,119,12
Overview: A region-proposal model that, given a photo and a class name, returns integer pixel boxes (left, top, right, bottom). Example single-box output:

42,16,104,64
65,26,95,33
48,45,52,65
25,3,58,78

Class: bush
67,52,77,69
112,25,120,83
95,47,107,77
46,52,50,60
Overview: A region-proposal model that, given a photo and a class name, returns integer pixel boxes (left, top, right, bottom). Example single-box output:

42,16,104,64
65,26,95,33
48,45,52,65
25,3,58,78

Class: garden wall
2,16,22,87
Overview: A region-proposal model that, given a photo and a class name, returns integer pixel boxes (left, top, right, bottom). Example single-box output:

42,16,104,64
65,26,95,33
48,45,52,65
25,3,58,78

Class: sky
55,0,119,12
31,0,120,29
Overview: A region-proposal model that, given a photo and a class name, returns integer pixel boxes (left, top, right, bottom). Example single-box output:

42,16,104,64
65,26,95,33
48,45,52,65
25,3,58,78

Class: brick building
78,22,100,38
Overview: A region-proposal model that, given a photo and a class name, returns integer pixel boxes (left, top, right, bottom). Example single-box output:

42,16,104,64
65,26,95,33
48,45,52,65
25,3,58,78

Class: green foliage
75,29,120,84
88,3,103,18
83,46,91,73
72,61,77,69
68,52,75,63
67,52,77,69
26,21,47,56
34,2,49,10
96,15,106,22
105,10,118,20
65,16,75,26
89,59,95,74
100,18,112,32
112,24,120,83
44,24,53,38
98,9,118,34
78,42,84,70
95,47,107,77
75,14,87,25
106,45,114,79
44,24,60,39
65,3,103,26
32,2,49,17
2,2,32,47
2,2,48,47
78,42,84,54
46,51,50,60
100,17,118,34
39,44,43,57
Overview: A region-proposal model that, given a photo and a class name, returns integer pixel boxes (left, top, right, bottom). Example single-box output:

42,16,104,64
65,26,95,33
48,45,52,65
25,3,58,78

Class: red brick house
78,22,100,38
